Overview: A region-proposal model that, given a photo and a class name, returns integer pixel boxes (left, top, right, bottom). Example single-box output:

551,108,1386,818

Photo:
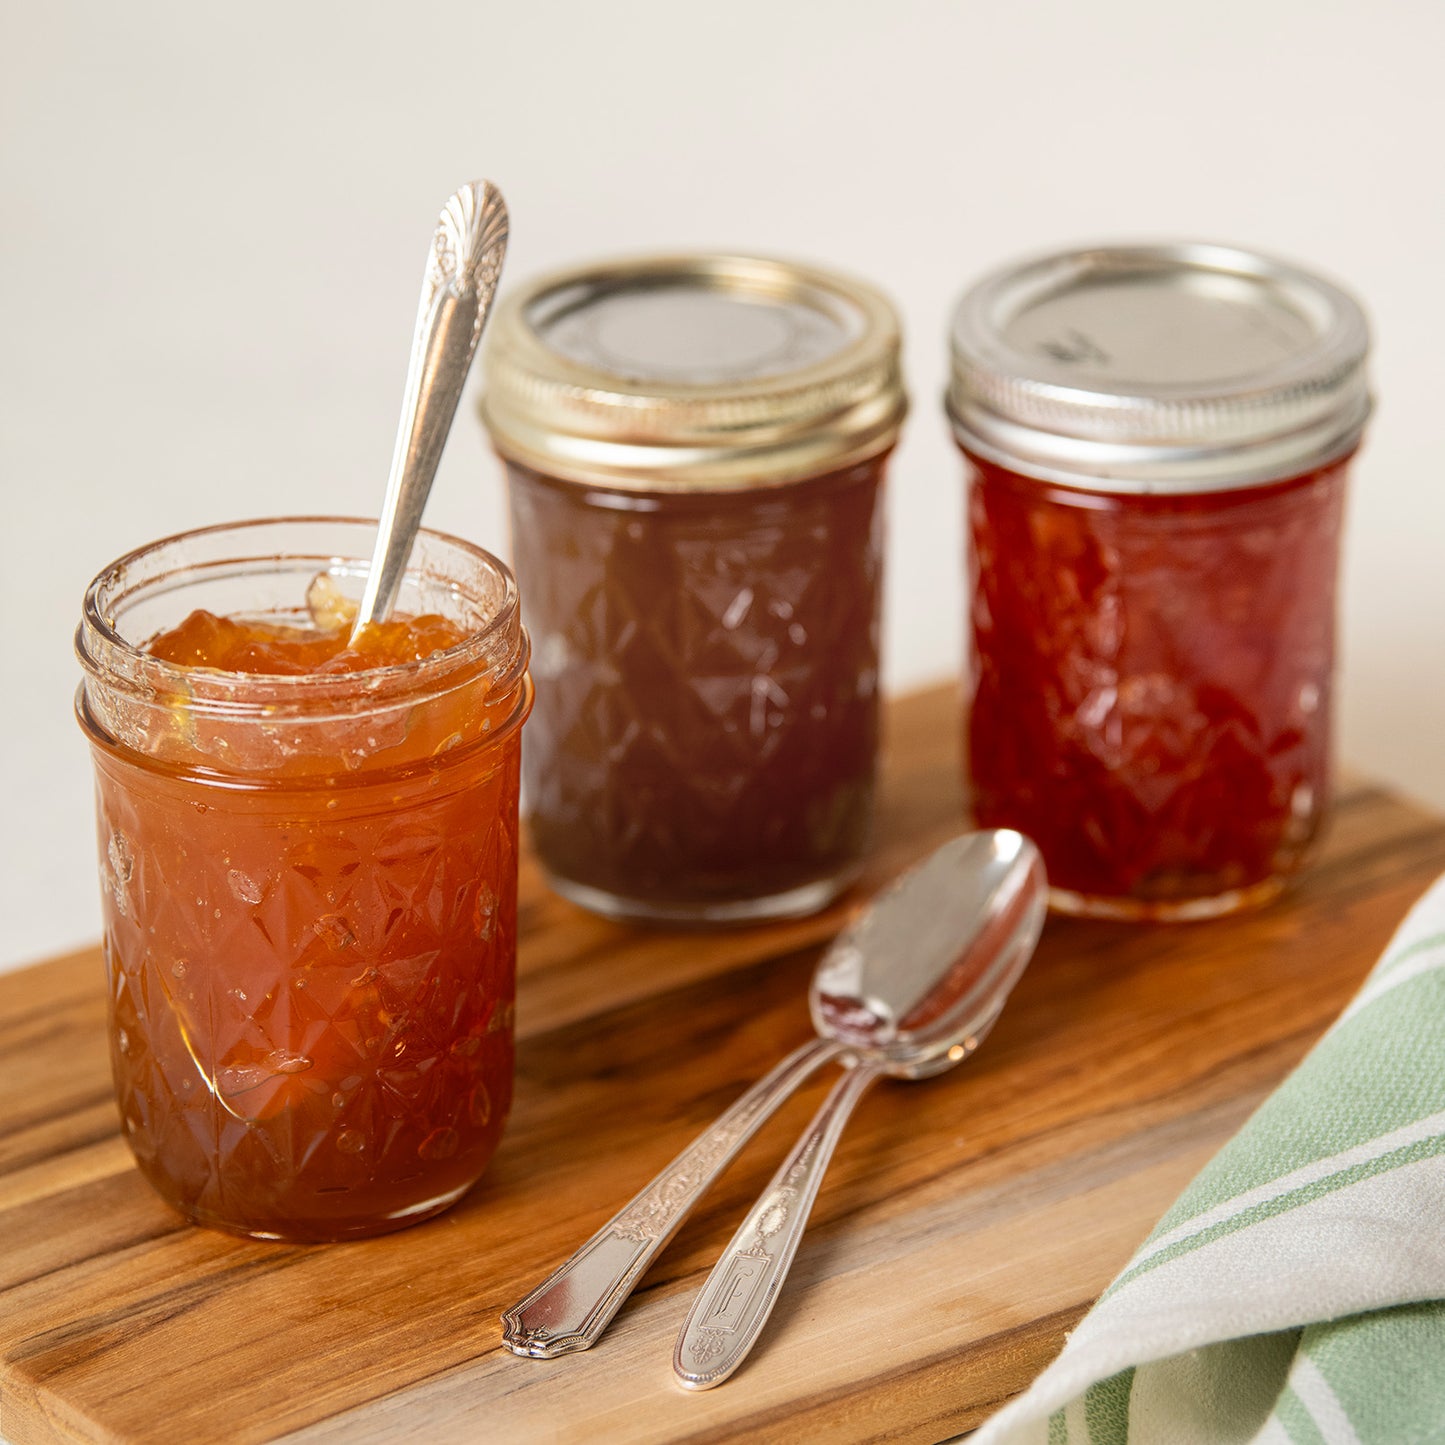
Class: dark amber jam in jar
480,255,906,924
76,519,532,1240
948,244,1371,920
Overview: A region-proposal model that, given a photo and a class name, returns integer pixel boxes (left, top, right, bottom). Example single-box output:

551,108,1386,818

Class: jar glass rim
77,516,528,720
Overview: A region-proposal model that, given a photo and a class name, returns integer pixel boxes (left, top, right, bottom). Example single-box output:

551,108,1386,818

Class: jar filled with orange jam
76,519,532,1240
947,244,1372,920
479,255,907,924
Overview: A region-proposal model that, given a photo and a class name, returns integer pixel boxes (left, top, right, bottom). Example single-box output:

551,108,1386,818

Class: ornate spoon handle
353,180,508,633
501,1037,844,1358
673,1059,881,1389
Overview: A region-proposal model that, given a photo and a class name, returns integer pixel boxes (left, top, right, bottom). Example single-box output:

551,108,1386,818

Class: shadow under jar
76,519,532,1241
947,243,1372,921
480,255,907,924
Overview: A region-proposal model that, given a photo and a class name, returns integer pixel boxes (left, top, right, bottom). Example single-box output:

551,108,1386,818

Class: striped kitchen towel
971,874,1445,1445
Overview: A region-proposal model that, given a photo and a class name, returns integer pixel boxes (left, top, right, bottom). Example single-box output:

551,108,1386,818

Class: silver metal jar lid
479,254,906,492
947,242,1372,493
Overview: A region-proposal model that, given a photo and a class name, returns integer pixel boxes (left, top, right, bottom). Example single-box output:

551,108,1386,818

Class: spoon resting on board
674,828,1047,1388
351,180,508,637
501,829,1046,1361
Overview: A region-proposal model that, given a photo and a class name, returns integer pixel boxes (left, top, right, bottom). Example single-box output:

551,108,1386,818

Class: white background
3,0,1444,974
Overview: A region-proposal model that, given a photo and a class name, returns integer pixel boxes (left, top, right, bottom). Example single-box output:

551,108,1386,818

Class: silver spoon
673,828,1047,1389
501,829,1046,1362
351,180,508,636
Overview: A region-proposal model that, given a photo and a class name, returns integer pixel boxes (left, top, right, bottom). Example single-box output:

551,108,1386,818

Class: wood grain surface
4,684,1445,1445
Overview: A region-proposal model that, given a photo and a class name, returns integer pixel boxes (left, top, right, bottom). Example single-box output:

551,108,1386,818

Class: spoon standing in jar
501,829,1047,1361
674,829,1046,1388
351,180,509,636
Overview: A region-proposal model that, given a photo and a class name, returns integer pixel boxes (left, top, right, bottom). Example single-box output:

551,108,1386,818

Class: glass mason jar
947,243,1371,921
479,254,907,925
75,518,532,1241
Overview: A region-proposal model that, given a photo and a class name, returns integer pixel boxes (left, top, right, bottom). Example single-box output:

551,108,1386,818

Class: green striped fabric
971,877,1445,1445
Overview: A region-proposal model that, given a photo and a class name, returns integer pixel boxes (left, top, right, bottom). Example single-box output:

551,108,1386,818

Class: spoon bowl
812,828,1047,1068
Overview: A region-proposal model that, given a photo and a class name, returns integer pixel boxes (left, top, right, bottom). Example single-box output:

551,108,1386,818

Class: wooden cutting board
4,684,1445,1445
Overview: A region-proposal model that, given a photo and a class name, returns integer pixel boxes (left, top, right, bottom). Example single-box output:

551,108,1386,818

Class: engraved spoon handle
501,1037,845,1358
673,1058,882,1389
352,180,508,634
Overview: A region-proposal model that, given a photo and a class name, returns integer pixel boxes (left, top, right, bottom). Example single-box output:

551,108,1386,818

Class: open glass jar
76,519,532,1240
480,254,907,925
948,243,1371,920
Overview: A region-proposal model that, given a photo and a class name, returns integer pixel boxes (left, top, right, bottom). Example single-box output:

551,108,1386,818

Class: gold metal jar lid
478,254,906,491
948,242,1372,494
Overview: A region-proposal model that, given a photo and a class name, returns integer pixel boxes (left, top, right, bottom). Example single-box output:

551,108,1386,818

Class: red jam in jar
481,254,906,924
948,244,1371,919
76,520,531,1240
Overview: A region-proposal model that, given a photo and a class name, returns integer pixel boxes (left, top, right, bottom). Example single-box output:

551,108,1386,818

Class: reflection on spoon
500,829,1046,1361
